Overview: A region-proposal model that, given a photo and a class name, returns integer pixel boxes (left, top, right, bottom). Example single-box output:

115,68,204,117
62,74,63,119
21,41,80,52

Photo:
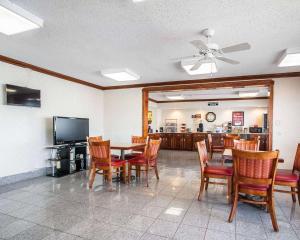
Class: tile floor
0,150,299,240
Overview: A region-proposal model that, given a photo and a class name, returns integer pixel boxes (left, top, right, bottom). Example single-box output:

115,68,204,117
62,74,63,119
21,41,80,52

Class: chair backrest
87,136,102,146
89,140,111,166
234,139,260,151
292,143,300,172
223,135,240,149
132,135,147,153
196,140,209,174
146,138,161,162
232,149,279,187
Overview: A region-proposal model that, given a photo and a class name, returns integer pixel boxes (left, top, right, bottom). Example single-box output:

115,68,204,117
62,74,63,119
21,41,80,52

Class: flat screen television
5,84,41,108
53,116,89,145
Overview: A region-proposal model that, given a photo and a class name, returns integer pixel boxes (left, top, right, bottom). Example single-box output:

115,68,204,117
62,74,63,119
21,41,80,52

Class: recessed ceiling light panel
0,0,43,35
166,95,185,100
181,60,217,75
278,48,300,67
238,91,259,98
101,68,140,81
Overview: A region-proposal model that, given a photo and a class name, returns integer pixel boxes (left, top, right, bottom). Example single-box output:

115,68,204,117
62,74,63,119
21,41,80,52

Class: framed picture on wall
232,111,244,126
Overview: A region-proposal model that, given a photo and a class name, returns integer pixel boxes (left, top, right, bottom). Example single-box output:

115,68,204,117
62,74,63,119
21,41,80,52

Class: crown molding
0,54,104,90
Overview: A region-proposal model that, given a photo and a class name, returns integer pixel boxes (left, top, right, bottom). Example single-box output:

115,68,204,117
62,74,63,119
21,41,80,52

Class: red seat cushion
204,166,233,176
111,154,120,159
95,159,126,167
124,153,143,160
275,169,298,182
128,156,147,165
239,183,269,191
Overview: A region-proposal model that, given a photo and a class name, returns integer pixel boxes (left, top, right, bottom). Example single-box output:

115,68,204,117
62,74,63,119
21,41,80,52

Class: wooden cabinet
149,133,269,151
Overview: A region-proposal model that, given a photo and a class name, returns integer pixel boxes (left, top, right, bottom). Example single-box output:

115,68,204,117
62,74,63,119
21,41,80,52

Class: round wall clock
205,112,216,122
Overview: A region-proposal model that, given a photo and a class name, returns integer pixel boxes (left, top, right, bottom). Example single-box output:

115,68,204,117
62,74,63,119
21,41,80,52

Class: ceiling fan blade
171,55,201,61
190,40,208,50
221,43,251,53
190,61,203,71
216,57,240,64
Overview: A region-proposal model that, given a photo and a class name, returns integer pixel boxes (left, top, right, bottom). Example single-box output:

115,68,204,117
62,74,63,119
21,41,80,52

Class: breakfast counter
149,132,269,151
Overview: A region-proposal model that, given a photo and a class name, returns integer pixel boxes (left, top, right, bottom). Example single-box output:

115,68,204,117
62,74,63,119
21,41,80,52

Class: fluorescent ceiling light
166,95,185,100
181,60,217,75
239,91,259,98
101,68,140,81
278,48,300,67
0,0,43,35
132,0,145,2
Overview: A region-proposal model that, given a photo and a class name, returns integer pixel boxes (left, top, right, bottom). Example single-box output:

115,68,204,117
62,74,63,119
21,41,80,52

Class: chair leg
122,165,126,183
154,165,159,180
128,163,131,183
297,182,300,206
205,177,209,191
227,176,232,204
268,191,279,232
291,187,296,202
89,167,96,189
107,167,113,191
198,177,205,201
146,165,149,187
228,184,238,222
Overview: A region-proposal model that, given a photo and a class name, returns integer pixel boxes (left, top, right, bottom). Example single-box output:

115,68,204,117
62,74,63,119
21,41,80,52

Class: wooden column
268,82,274,150
142,89,149,137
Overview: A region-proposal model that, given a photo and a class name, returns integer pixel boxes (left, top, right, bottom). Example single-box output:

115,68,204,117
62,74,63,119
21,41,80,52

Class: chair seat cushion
204,166,233,176
239,183,269,191
95,159,126,167
111,154,120,159
124,153,143,160
128,156,147,165
275,169,298,182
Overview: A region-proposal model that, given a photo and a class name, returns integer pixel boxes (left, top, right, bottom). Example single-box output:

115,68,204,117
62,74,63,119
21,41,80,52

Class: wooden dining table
223,148,284,163
110,142,146,160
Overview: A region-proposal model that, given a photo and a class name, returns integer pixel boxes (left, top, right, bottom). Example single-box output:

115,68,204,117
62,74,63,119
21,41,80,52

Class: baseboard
0,168,47,186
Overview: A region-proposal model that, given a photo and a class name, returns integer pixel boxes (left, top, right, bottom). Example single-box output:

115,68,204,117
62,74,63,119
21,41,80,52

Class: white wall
273,78,300,169
156,100,268,132
0,62,104,178
103,88,142,142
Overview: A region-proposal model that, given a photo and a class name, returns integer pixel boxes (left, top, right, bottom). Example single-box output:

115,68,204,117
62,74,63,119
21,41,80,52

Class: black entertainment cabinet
46,143,88,177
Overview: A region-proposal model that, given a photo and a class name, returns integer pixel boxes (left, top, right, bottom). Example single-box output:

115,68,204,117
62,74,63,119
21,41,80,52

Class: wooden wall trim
144,79,274,92
103,72,299,90
152,96,269,104
0,55,104,90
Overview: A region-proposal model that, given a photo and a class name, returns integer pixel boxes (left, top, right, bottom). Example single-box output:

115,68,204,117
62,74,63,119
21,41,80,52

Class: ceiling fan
179,28,251,72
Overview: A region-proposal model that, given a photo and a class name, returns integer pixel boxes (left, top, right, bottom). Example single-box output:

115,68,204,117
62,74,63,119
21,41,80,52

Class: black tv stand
46,143,88,177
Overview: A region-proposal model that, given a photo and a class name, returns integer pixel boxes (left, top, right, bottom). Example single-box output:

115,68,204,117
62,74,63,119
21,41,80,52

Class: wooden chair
128,138,161,187
222,135,241,165
233,139,260,151
87,136,102,176
196,140,233,203
124,136,148,160
88,140,126,189
228,149,279,232
207,133,225,160
274,143,300,205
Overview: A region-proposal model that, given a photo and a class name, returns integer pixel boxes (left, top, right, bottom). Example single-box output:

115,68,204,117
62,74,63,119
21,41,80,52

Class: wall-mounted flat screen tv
5,84,41,108
53,116,89,145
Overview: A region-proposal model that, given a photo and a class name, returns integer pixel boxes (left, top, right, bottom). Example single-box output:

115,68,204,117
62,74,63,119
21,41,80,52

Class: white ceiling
149,86,269,101
1,0,300,87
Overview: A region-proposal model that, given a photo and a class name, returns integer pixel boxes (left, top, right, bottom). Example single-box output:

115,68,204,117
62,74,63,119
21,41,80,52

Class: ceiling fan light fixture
101,68,140,81
0,0,43,35
278,48,300,67
181,61,217,75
